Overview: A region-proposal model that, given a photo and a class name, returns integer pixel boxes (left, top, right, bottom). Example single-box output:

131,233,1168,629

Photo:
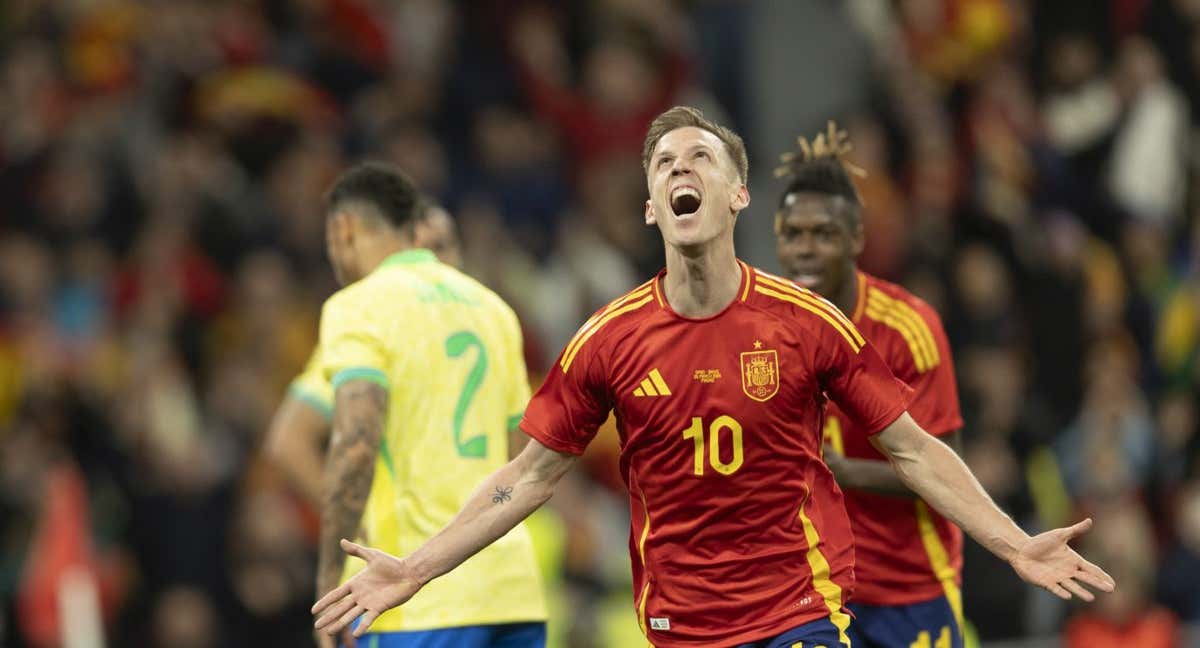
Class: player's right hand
312,539,422,637
1009,518,1116,601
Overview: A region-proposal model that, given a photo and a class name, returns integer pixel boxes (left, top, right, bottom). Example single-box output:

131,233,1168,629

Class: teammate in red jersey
774,123,966,647
312,107,1114,648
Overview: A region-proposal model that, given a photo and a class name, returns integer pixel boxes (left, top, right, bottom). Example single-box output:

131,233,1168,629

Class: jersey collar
653,259,753,319
379,248,437,270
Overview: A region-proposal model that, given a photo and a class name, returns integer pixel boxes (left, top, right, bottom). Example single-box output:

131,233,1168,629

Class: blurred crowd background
1,0,1199,646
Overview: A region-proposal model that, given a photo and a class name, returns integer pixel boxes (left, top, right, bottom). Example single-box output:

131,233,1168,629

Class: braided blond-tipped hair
774,120,865,215
774,120,866,180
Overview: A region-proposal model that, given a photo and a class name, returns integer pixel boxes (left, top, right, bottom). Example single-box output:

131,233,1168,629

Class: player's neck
358,236,414,277
662,241,741,318
833,266,860,316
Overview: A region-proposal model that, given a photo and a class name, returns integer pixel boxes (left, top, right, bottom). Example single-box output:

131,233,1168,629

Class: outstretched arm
312,438,577,637
872,413,1115,600
825,430,961,497
317,380,386,606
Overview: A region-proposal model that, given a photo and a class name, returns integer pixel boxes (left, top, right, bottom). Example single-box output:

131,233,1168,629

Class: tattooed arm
313,439,576,637
316,379,388,607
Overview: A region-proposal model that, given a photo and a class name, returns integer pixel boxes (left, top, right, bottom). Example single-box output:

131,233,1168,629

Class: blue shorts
847,595,963,648
732,614,852,648
345,622,546,648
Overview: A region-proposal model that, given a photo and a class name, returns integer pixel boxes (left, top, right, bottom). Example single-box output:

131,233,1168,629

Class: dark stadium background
1,1,1197,646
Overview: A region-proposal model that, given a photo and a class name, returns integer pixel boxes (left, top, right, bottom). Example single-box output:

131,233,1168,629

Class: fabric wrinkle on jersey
318,248,547,633
824,271,964,610
520,261,911,648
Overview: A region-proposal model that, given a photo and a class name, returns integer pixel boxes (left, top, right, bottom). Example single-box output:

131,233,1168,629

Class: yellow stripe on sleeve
915,500,965,635
756,273,866,348
797,499,852,646
876,289,940,367
561,284,653,366
564,283,657,360
866,288,941,371
563,283,653,357
560,293,654,373
865,299,931,372
868,285,940,362
754,285,863,353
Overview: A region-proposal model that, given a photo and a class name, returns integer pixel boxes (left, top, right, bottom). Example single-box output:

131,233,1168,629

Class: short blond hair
642,106,749,184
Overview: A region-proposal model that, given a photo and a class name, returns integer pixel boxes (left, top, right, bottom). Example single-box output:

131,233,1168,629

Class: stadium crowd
0,1,1197,646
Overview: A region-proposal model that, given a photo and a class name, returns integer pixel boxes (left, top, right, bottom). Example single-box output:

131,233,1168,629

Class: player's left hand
1009,518,1116,601
313,539,422,638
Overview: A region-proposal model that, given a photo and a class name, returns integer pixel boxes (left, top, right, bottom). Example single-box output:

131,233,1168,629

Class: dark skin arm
316,379,388,646
825,430,962,497
264,394,330,508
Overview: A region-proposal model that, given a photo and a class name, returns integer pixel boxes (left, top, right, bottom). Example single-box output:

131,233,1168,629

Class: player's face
775,192,862,297
325,211,360,286
644,127,749,251
415,207,463,269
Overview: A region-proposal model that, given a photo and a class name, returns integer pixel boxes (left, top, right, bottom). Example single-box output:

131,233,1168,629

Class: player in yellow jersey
312,163,546,648
264,198,464,508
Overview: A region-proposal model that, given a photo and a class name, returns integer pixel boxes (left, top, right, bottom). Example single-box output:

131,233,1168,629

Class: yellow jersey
318,248,546,631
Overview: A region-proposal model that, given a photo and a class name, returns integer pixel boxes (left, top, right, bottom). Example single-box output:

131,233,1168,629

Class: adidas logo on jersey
633,369,672,397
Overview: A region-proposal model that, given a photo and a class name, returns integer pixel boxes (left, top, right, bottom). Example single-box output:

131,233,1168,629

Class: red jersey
521,263,910,647
823,271,964,610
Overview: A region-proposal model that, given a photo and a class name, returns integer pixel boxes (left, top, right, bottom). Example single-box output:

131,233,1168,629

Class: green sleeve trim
332,367,391,391
287,384,333,420
379,436,397,479
507,412,525,432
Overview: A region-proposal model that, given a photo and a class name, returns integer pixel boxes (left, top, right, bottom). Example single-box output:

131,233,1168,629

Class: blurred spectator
1065,500,1181,648
1107,37,1188,227
509,3,691,177
1160,480,1200,622
150,586,218,648
1056,334,1156,501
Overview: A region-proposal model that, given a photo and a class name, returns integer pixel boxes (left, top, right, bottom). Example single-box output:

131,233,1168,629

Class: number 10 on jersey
682,415,744,475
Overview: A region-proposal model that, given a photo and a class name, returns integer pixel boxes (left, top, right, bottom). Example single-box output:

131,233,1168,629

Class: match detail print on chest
627,337,783,404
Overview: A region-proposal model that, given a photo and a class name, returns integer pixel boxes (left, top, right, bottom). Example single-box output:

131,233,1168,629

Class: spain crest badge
740,343,779,402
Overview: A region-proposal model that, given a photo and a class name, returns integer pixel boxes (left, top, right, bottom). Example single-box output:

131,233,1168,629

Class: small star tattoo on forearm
492,486,513,504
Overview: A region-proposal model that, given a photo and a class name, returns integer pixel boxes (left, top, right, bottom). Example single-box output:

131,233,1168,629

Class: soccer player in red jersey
312,107,1114,648
774,123,966,647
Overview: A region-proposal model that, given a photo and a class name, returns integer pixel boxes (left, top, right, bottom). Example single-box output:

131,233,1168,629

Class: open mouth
789,268,825,289
792,273,823,289
670,186,702,218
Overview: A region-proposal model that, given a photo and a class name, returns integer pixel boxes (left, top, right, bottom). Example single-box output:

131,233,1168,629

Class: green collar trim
379,248,436,269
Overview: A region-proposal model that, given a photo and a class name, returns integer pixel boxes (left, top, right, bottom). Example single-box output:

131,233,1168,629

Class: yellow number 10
681,415,744,476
